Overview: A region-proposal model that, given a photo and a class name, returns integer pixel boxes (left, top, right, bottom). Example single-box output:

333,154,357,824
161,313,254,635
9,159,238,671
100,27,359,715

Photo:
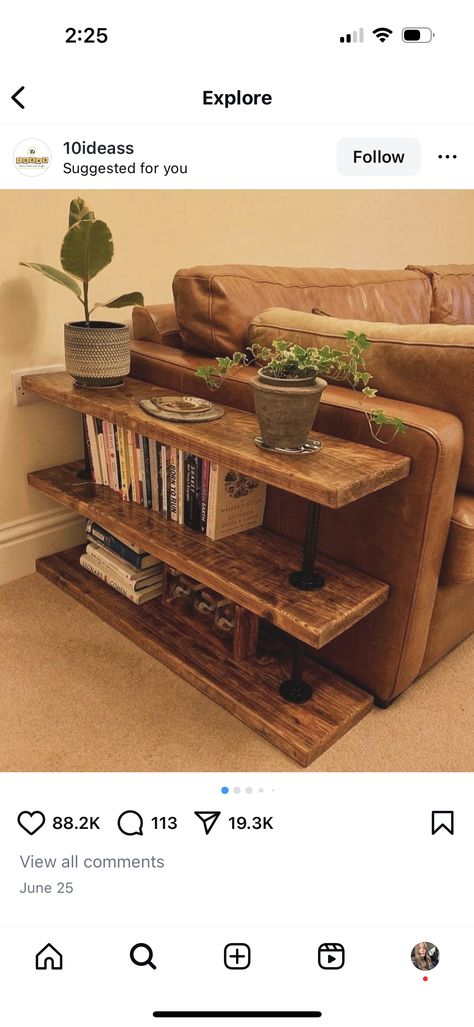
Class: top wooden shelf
23,373,410,509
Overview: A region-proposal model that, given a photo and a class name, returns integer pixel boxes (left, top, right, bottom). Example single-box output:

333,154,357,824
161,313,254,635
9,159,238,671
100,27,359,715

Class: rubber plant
20,197,143,323
20,197,144,387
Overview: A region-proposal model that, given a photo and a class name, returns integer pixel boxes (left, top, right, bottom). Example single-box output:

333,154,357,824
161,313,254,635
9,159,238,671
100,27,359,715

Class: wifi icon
373,27,393,42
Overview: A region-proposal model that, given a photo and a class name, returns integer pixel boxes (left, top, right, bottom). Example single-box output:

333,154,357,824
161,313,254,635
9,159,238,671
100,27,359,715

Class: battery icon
402,27,433,42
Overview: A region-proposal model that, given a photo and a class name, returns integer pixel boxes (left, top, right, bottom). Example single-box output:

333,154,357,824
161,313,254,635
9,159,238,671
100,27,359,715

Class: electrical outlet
11,364,66,406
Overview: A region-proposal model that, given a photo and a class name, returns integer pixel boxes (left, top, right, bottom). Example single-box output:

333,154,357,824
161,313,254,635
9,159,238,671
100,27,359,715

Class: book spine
96,418,110,487
103,422,117,491
139,435,148,508
200,459,210,532
157,442,164,515
205,463,219,539
133,433,142,505
143,436,152,509
99,419,112,486
85,544,163,589
86,525,147,568
192,457,202,531
177,450,185,525
80,554,162,604
169,447,178,521
149,438,160,512
113,424,123,494
184,453,193,528
85,414,102,483
127,429,138,503
86,519,143,555
86,541,161,581
161,444,169,519
82,415,94,481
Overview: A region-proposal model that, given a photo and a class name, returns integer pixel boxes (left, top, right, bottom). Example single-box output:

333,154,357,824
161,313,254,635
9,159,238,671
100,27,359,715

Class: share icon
194,811,221,835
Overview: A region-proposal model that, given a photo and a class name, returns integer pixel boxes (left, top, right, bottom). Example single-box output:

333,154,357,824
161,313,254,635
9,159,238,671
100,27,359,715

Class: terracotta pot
250,370,327,450
64,320,130,388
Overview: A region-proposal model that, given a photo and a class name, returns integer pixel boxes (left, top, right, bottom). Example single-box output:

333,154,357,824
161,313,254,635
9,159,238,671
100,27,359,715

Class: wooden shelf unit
28,461,389,650
24,373,411,765
37,546,373,767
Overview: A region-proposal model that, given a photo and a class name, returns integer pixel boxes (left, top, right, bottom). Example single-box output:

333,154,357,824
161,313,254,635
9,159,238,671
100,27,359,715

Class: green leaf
95,291,144,310
68,197,95,228
60,219,113,283
20,262,82,299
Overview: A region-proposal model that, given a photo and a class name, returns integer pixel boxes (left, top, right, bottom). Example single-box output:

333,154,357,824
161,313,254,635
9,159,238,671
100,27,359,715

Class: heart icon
17,810,46,835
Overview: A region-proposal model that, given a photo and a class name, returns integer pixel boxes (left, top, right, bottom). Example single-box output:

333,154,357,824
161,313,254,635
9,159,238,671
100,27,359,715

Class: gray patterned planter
64,321,130,388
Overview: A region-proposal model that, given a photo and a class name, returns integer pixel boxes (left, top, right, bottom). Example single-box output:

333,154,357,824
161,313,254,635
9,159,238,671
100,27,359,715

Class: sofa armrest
132,304,183,349
266,385,464,702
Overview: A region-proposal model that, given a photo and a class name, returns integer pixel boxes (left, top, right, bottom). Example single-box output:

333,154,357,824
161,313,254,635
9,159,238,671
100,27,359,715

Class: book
104,421,119,492
85,414,102,483
149,437,160,512
138,435,146,507
113,424,123,493
117,426,132,502
82,414,94,480
160,444,170,519
142,436,152,509
200,459,210,532
85,543,163,590
206,466,267,541
95,418,109,487
184,454,202,531
177,450,185,524
127,428,139,503
80,552,163,604
135,433,144,505
169,447,178,521
156,441,164,514
85,521,160,568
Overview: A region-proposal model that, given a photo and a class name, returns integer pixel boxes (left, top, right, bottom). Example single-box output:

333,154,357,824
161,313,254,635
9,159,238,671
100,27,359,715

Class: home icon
35,943,63,970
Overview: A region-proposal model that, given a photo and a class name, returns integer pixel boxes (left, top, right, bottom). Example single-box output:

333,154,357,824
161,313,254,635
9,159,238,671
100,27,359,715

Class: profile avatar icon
411,941,439,971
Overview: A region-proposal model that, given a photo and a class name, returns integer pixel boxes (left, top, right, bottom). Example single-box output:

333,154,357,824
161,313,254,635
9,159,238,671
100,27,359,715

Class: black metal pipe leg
279,640,313,704
289,500,325,590
77,417,93,480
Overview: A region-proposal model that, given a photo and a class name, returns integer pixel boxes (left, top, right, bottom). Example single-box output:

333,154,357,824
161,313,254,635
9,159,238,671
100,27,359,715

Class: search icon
130,943,157,970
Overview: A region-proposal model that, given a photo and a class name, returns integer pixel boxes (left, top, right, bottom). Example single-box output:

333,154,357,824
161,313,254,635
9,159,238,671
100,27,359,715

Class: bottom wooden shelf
36,546,374,767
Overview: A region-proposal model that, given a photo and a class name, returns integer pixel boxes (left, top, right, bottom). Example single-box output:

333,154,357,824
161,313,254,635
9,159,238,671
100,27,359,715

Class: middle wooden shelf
28,459,390,650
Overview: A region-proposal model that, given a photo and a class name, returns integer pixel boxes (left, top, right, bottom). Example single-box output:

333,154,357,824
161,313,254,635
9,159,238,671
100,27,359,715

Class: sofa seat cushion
407,264,474,324
172,265,432,357
440,492,474,584
250,309,474,492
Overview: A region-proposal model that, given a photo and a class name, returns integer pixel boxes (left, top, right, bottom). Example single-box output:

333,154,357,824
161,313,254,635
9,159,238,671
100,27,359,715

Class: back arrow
11,86,25,109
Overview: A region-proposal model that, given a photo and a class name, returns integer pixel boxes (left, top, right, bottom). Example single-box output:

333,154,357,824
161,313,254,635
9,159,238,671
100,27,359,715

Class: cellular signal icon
340,28,364,43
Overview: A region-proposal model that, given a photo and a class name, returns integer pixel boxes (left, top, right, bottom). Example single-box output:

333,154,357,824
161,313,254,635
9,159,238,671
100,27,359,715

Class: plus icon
224,943,251,969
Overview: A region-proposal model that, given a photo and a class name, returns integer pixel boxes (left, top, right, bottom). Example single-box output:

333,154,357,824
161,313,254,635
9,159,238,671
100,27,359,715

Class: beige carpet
1,573,472,772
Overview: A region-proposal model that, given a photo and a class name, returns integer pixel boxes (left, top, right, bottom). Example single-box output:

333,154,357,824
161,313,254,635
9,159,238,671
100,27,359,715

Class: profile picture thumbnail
411,941,440,971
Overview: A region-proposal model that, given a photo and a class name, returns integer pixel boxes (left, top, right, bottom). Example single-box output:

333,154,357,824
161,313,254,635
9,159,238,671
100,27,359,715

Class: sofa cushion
249,309,474,492
440,492,474,584
407,264,474,324
172,265,432,357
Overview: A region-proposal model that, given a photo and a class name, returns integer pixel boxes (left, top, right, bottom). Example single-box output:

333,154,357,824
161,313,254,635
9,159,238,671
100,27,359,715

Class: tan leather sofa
130,264,474,706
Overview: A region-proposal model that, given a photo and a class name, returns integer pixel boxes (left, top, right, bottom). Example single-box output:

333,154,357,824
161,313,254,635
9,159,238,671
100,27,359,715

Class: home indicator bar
152,1014,322,1020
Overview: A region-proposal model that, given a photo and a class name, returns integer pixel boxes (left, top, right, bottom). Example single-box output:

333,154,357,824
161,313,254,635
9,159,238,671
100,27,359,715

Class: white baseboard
0,509,85,585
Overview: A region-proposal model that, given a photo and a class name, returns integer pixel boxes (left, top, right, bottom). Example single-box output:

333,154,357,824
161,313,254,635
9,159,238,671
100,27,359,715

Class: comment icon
118,810,144,836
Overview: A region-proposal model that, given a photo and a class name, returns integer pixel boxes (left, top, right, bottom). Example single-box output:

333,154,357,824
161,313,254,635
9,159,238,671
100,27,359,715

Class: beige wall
1,189,473,580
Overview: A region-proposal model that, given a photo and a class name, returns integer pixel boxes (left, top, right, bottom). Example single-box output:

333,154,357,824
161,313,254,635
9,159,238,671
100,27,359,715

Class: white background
0,773,471,1025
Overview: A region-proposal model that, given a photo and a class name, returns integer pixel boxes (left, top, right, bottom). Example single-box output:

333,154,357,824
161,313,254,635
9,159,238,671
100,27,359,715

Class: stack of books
83,414,267,541
80,521,164,604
